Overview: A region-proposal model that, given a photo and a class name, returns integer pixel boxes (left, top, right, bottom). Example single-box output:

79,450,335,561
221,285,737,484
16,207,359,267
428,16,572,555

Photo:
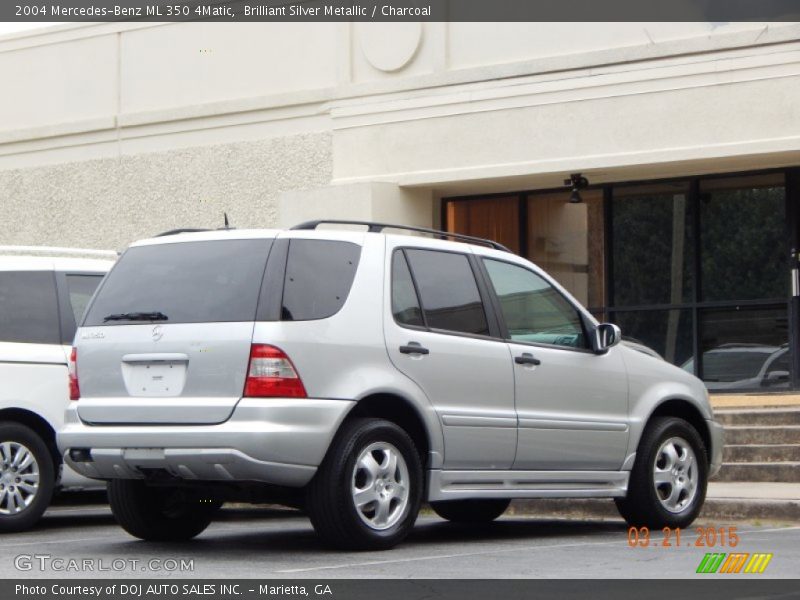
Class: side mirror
762,370,790,387
593,323,621,355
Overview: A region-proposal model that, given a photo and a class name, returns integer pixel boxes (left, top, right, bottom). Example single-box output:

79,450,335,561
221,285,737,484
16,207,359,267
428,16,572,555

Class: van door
384,242,517,469
75,237,274,425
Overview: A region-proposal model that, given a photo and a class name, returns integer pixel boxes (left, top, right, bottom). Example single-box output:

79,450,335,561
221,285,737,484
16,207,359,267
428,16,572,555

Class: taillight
68,347,80,401
244,344,307,398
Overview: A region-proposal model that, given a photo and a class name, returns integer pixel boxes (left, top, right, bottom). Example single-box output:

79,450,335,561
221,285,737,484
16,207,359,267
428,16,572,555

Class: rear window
0,271,60,344
280,240,361,321
83,240,272,326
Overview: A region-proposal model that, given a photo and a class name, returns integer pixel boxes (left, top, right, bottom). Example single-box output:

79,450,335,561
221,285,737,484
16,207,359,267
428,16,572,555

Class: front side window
483,259,586,349
404,249,489,336
0,271,60,344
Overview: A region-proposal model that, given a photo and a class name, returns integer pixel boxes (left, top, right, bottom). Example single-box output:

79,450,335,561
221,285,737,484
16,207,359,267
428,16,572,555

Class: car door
479,255,630,471
384,241,517,469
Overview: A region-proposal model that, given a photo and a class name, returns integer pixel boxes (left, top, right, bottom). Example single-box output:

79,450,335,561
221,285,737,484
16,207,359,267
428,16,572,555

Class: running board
427,469,629,501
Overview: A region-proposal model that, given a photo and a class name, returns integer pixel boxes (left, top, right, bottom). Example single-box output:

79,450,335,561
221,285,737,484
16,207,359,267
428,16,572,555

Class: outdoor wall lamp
565,173,589,203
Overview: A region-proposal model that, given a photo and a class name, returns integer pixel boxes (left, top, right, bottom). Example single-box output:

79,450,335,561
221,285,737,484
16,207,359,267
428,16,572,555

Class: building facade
2,21,800,395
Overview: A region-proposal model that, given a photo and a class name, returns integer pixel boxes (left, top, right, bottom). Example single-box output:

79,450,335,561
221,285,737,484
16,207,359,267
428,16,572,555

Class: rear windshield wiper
103,311,169,322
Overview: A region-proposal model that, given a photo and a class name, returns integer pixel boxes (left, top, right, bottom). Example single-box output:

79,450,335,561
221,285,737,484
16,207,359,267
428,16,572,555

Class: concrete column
279,182,434,229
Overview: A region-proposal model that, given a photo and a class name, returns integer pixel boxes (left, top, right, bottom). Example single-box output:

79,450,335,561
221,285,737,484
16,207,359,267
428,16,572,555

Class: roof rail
0,245,118,259
291,220,511,252
155,228,213,237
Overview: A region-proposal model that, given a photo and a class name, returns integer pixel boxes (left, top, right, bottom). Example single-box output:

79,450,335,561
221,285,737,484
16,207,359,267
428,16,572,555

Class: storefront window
526,190,605,309
444,169,795,392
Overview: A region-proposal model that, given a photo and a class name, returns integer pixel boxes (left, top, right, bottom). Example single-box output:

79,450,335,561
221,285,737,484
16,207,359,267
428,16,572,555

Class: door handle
514,353,541,366
399,342,430,355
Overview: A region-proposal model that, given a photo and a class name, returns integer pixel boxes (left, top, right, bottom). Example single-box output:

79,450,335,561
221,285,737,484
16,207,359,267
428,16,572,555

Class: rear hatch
76,235,275,425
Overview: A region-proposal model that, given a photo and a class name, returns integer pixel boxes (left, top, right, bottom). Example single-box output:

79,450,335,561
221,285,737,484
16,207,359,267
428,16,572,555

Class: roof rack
0,245,119,259
155,228,213,237
291,220,511,252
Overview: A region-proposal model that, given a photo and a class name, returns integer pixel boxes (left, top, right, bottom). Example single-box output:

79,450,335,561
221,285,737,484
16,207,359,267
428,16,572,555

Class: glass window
700,174,786,302
391,251,423,327
66,274,104,326
527,189,605,309
699,306,789,391
612,182,694,306
405,249,489,336
282,240,361,321
0,271,60,344
612,309,693,367
84,240,272,326
483,259,586,349
446,196,520,254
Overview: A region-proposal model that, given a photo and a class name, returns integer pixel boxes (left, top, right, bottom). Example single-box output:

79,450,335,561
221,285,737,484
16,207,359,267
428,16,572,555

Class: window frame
390,247,504,342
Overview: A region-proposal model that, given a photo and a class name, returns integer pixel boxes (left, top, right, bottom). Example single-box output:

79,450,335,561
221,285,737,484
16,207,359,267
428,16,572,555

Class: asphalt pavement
1,502,798,579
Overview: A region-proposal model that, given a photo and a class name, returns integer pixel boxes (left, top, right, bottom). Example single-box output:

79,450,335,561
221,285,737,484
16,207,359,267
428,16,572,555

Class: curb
504,498,800,522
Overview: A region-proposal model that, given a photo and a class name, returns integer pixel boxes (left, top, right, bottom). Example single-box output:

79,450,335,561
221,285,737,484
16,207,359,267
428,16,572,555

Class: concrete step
723,444,800,463
723,425,800,445
714,462,800,483
715,408,800,427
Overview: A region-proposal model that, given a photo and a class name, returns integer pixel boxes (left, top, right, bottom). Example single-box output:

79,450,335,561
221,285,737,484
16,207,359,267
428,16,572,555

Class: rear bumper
57,397,355,487
707,418,725,478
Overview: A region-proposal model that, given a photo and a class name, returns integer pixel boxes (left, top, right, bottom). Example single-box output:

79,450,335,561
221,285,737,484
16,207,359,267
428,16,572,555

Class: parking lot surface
2,502,798,579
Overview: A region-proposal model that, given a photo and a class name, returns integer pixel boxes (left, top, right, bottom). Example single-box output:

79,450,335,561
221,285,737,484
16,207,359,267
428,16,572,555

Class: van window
83,240,272,326
281,240,361,321
404,249,489,336
0,271,60,344
66,274,104,326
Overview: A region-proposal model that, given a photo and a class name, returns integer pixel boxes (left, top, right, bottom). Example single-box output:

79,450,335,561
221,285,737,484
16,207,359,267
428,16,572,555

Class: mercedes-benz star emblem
152,325,164,341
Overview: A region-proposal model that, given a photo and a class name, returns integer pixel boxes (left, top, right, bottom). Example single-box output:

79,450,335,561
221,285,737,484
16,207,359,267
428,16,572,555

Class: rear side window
391,251,423,327
66,274,104,325
0,271,60,344
281,240,361,321
83,240,272,326
404,249,489,336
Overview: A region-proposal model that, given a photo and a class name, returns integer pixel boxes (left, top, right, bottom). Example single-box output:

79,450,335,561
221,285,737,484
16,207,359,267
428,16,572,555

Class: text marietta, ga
245,4,432,16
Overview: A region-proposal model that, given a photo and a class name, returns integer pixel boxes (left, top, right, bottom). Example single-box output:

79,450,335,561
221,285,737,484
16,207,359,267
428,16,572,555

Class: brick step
723,444,800,463
714,462,800,483
723,425,800,445
715,408,800,427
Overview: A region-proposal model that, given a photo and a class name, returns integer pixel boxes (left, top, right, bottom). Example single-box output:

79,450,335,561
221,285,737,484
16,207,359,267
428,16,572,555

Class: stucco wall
0,132,331,250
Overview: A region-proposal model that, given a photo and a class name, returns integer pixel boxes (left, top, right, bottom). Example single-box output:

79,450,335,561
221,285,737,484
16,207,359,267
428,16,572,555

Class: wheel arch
0,407,61,478
343,392,435,469
643,399,712,463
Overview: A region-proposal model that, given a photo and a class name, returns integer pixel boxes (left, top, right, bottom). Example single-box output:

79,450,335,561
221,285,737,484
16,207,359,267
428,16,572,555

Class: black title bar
4,0,800,23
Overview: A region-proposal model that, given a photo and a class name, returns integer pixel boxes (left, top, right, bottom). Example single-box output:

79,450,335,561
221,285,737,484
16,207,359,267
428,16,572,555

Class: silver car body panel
58,228,724,499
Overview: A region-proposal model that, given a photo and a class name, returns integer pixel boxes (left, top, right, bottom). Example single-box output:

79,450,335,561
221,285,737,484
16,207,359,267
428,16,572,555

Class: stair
714,409,800,483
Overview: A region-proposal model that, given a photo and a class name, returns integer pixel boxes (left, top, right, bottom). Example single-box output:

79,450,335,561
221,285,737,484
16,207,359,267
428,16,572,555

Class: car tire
430,499,510,523
305,418,423,551
615,416,708,529
107,479,219,541
0,423,56,533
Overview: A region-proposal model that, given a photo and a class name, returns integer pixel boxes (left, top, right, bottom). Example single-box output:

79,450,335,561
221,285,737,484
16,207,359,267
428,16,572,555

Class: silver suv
59,222,723,550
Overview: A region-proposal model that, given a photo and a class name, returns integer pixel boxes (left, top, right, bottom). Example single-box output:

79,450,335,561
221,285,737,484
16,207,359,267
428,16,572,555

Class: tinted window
391,251,423,327
66,274,104,326
281,240,361,321
0,271,60,344
483,259,586,349
405,249,489,336
84,240,272,326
